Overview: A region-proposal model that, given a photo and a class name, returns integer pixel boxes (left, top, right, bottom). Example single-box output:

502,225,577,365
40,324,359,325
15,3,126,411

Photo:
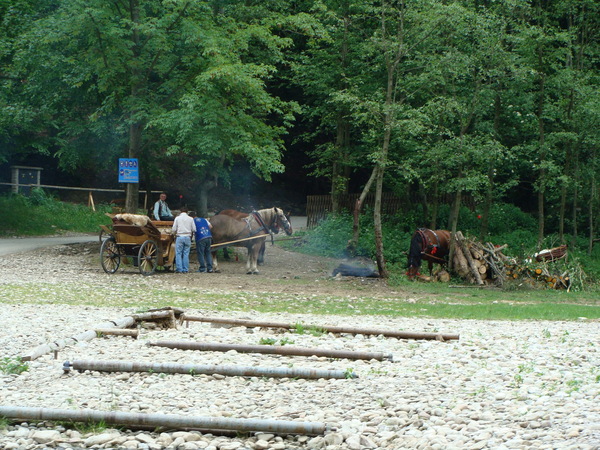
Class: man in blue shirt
191,211,214,273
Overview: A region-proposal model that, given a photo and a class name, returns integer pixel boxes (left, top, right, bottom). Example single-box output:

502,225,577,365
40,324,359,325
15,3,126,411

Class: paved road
0,235,97,257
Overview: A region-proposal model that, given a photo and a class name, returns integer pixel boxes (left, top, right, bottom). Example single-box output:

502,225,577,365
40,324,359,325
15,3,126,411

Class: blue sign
118,158,139,183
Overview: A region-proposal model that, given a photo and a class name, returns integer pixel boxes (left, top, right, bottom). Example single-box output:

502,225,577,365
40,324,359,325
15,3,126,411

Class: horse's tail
407,231,423,269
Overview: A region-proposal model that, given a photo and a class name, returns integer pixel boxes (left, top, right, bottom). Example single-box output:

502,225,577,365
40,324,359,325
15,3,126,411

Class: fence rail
0,182,162,211
306,193,476,228
306,193,406,228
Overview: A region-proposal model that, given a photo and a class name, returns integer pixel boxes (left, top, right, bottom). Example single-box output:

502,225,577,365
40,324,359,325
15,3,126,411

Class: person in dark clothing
190,211,214,273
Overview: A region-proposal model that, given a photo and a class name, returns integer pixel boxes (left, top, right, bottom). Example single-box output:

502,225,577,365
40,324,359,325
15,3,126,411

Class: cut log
436,270,451,283
452,244,470,278
455,232,484,285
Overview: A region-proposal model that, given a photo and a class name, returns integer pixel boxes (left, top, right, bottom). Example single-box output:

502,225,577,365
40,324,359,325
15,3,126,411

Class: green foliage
0,191,113,237
0,356,28,375
291,323,325,336
295,214,354,259
72,420,107,435
294,201,600,286
258,337,294,346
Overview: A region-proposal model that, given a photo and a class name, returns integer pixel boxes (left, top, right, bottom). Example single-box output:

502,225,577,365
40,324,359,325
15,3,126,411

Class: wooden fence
0,182,161,211
306,193,476,228
306,193,406,228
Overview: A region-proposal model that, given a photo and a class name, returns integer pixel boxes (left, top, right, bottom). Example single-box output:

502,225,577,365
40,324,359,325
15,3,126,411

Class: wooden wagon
99,214,176,276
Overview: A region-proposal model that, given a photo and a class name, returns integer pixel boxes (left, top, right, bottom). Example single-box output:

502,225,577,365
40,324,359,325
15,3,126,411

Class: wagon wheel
138,239,158,276
100,237,121,274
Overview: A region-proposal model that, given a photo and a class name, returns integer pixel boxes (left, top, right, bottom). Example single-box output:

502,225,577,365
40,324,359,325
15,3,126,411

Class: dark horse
407,228,451,279
210,207,293,274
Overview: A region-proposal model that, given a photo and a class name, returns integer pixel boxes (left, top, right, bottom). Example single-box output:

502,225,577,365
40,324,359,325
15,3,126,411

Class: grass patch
0,356,29,375
0,190,114,237
2,280,599,321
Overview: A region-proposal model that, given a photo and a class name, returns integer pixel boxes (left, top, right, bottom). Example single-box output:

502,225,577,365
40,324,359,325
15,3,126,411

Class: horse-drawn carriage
99,214,175,276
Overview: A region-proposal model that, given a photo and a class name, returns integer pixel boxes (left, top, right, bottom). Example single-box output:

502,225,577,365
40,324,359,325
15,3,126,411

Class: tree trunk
125,0,142,214
374,162,387,278
570,148,579,248
479,164,493,241
536,48,546,249
331,117,350,214
428,180,439,229
447,188,462,272
125,122,142,213
589,173,596,256
331,15,351,214
196,177,217,217
347,169,376,255
481,90,502,241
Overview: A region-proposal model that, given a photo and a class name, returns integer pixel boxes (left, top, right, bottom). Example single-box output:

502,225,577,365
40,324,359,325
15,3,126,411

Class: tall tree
4,0,302,213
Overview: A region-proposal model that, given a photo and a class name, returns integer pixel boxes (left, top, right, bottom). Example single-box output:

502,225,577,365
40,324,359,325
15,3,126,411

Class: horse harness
416,228,443,258
239,209,279,244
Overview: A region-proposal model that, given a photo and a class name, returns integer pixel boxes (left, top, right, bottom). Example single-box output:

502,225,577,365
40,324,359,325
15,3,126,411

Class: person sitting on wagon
153,192,174,221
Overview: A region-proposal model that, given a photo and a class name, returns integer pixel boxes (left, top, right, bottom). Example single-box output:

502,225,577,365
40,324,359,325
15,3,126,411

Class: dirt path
37,240,402,299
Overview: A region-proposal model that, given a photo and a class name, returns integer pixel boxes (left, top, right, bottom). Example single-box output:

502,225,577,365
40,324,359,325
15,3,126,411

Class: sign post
118,158,139,184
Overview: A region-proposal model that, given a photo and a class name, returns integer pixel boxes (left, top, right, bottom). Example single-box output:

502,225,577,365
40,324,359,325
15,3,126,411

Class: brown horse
407,228,451,279
210,207,292,274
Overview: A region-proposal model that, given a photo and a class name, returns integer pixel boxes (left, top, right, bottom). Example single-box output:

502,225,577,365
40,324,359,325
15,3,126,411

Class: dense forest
1,0,599,267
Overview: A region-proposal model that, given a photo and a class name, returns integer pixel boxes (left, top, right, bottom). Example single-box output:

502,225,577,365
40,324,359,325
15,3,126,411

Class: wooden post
88,191,96,212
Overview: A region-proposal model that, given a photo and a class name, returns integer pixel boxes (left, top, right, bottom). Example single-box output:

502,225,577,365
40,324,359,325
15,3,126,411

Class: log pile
449,232,570,290
450,232,512,286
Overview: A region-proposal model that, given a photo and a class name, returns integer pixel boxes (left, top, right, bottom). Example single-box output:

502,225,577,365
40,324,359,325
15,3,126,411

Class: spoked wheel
100,237,121,274
139,239,158,276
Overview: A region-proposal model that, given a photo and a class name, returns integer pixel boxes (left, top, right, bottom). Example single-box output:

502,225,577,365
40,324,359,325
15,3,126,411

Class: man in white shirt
171,207,196,273
153,193,174,221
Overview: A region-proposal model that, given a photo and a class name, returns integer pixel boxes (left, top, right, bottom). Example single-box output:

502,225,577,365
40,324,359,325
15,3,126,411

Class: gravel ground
1,241,599,450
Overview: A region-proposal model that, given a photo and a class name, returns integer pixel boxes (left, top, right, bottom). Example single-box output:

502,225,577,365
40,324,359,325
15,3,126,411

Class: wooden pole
147,340,392,361
181,315,459,341
211,234,267,249
88,191,96,212
95,329,139,338
0,406,331,436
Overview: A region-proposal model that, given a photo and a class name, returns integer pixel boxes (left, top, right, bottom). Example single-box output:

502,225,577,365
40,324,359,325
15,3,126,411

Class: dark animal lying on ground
332,263,379,278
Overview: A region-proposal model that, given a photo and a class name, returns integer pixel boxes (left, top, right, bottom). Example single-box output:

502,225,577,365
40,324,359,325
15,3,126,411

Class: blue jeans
196,238,213,272
175,236,192,273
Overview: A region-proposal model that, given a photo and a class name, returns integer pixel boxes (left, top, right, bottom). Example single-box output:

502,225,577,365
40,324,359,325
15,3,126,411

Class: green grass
2,278,599,321
0,190,115,237
0,356,29,375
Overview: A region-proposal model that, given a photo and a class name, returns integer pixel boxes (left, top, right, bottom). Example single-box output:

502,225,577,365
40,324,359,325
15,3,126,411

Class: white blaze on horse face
276,208,293,235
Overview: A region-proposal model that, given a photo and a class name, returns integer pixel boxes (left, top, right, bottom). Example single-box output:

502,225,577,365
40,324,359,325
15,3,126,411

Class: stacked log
451,232,508,286
448,234,570,290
